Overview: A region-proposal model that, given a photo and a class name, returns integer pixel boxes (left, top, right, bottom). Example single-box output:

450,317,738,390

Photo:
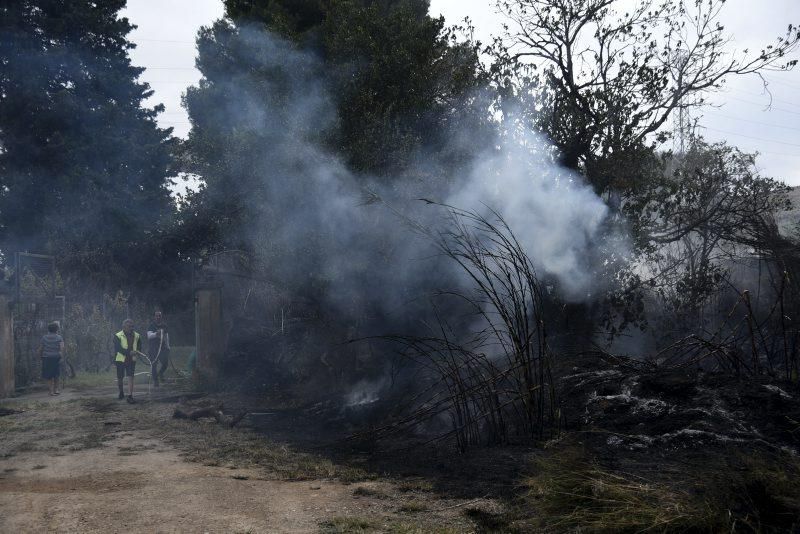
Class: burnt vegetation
3,0,800,531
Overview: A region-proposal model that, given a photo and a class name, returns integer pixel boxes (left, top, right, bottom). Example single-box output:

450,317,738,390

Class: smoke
188,22,629,384
446,127,624,300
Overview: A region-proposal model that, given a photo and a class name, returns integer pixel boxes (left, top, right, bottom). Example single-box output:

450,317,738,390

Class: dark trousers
115,361,135,391
151,349,169,385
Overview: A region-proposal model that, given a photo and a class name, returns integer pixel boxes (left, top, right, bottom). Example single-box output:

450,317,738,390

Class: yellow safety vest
115,331,142,363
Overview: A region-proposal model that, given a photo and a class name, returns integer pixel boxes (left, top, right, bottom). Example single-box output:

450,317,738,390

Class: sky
123,0,800,186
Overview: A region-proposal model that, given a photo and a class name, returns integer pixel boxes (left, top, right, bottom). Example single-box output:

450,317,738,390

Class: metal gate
12,253,65,389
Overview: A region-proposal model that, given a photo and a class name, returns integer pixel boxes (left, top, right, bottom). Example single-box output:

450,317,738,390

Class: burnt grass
191,362,800,532
254,361,800,532
3,371,799,533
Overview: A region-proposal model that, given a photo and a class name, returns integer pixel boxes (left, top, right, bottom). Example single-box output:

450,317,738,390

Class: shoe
126,396,135,404
118,391,125,400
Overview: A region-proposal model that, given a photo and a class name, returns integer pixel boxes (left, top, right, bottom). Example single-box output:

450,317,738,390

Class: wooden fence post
194,284,224,384
0,286,14,398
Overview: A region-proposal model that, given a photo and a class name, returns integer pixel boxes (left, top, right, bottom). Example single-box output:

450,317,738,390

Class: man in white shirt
147,310,171,387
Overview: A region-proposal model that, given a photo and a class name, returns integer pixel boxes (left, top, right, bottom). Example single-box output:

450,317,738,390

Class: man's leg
127,362,136,401
116,363,125,399
159,350,170,381
151,357,159,387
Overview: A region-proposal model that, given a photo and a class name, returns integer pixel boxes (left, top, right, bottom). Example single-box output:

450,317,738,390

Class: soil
0,384,502,533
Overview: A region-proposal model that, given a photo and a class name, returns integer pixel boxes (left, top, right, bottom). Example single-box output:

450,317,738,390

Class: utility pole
673,49,691,156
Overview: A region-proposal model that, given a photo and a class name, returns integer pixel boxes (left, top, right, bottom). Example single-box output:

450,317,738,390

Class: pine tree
0,0,176,288
178,0,490,258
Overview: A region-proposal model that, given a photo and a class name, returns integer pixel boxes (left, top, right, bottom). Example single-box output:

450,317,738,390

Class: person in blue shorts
39,321,64,396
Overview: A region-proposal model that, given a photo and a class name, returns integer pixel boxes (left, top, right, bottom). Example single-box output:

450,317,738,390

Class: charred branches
371,205,560,450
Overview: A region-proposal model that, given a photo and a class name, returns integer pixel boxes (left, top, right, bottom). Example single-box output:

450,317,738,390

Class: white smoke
447,127,622,300
191,25,626,317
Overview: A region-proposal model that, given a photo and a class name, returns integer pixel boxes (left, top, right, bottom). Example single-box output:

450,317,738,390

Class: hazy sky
123,0,800,185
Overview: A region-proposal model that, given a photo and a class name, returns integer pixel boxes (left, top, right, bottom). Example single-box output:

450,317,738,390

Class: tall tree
179,0,490,256
0,0,176,288
494,0,800,195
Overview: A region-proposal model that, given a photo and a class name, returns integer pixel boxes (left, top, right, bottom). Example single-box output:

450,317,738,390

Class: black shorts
42,357,60,379
115,361,135,378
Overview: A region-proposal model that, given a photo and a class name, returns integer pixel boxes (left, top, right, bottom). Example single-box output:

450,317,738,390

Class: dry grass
518,442,800,533
396,479,434,493
397,500,428,513
521,444,708,533
353,485,389,499
386,525,461,534
162,421,372,481
0,398,119,457
319,516,462,534
0,394,371,482
320,516,379,533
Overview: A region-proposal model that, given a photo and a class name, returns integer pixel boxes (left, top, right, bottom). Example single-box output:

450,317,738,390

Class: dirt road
0,385,497,533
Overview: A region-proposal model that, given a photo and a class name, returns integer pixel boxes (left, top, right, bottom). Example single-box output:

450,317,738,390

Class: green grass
168,345,195,372
66,370,118,390
64,345,195,390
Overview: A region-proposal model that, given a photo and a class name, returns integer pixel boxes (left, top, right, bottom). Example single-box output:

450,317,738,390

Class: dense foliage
0,0,177,290
178,0,489,257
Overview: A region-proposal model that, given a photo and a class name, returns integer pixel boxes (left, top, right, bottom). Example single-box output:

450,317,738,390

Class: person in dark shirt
38,321,64,396
113,319,144,403
147,310,170,387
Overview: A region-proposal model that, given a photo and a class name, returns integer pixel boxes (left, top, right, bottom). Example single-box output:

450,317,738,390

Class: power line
714,96,800,116
763,75,800,92
726,88,800,109
759,150,800,158
702,110,800,132
700,126,800,148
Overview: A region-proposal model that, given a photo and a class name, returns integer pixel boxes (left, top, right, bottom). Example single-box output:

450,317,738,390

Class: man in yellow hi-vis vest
113,319,144,403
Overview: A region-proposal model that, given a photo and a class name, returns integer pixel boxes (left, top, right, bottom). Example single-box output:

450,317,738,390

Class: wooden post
0,289,14,398
194,285,223,384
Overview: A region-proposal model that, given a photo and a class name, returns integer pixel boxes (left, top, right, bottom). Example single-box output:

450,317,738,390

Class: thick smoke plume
191,26,624,318
447,131,622,300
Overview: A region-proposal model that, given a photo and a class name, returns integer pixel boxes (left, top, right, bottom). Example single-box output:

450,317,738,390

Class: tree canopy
179,0,490,259
494,0,800,195
0,0,176,288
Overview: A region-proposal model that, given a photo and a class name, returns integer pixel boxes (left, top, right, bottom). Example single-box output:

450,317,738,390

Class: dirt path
0,386,497,533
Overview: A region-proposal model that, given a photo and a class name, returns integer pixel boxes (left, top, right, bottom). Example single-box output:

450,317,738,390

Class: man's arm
146,323,161,340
